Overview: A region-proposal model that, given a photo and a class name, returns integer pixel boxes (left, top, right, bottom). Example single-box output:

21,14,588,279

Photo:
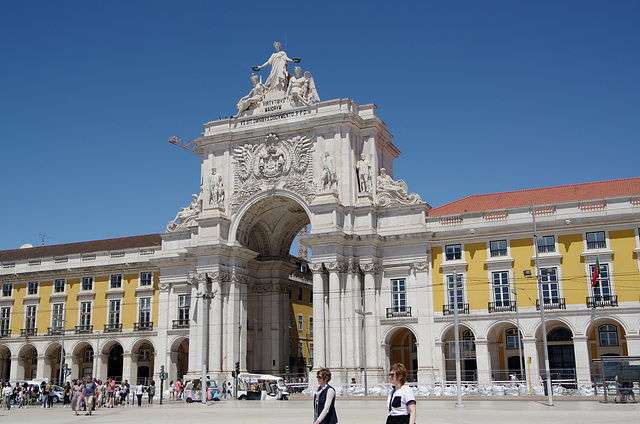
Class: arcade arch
441,325,477,381
131,339,155,385
385,327,418,382
0,345,10,381
18,344,38,379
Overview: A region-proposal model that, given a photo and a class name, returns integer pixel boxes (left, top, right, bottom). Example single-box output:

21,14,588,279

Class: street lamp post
531,200,553,406
354,308,372,396
199,274,217,405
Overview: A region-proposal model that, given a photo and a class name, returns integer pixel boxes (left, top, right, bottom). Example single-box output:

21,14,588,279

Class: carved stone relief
375,168,421,207
167,193,202,232
231,133,316,212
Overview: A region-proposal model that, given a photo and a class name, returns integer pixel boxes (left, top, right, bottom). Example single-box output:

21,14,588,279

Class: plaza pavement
0,396,637,424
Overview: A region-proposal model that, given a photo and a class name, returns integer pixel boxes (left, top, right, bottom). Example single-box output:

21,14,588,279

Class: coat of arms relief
230,133,316,213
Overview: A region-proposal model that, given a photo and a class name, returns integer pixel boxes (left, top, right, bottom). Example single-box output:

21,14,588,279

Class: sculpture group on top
375,168,422,207
236,41,319,116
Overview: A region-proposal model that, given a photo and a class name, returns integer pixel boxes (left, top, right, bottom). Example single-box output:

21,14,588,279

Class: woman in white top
135,382,144,407
386,363,416,424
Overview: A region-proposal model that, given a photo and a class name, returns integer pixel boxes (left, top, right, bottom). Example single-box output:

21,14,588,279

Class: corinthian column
325,262,345,369
361,263,379,370
310,263,326,368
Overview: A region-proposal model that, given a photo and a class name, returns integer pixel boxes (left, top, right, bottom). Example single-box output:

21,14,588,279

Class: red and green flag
591,258,600,288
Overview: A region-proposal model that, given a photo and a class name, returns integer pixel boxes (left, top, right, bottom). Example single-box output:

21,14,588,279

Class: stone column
434,341,445,382
9,354,20,381
413,261,436,383
326,262,345,370
156,280,170,380
310,263,326,368
572,336,592,386
475,340,492,386
122,352,134,383
343,262,358,370
208,272,224,372
36,354,47,380
522,337,540,389
225,272,247,372
625,334,640,356
187,274,203,378
361,264,379,371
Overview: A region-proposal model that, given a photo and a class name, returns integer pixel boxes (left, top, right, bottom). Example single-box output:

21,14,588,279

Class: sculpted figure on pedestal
167,193,201,231
356,153,372,193
320,152,337,190
209,168,225,205
236,73,267,116
253,41,300,92
287,66,320,106
375,168,421,207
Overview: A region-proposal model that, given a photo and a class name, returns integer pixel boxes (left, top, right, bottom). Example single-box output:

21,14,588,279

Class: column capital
346,261,359,274
360,263,380,274
325,262,346,273
309,263,325,273
412,262,429,272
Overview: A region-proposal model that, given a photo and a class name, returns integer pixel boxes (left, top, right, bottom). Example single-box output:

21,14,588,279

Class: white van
236,373,289,400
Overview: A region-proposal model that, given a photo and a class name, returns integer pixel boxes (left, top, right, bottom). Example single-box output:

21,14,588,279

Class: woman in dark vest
313,367,338,424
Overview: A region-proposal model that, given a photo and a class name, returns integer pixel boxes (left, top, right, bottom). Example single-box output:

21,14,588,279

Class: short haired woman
386,363,416,424
313,368,338,424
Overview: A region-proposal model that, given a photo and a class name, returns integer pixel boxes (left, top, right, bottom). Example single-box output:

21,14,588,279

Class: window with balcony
25,305,37,331
52,303,64,331
109,300,121,325
82,277,93,291
176,294,190,327
490,271,514,312
506,328,522,350
445,244,462,261
79,301,92,329
110,274,122,289
598,324,618,346
140,272,153,286
589,263,617,307
54,279,65,293
137,297,152,330
538,267,564,309
490,240,508,257
537,235,556,253
2,284,11,297
27,281,38,295
297,314,303,333
388,278,409,317
586,231,606,249
444,273,468,314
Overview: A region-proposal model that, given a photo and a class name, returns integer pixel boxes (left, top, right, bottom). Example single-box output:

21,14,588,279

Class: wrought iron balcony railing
587,295,618,308
536,298,566,310
443,303,470,315
104,323,122,333
75,325,93,334
134,321,153,331
386,306,412,318
488,301,517,313
21,327,37,337
0,328,10,338
172,319,190,329
48,327,65,336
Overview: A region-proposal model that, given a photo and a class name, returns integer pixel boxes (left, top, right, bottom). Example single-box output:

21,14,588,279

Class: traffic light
231,371,235,378
285,365,290,375
235,361,240,375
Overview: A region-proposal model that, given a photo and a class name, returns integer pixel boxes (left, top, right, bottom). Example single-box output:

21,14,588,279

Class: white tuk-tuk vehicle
237,373,289,400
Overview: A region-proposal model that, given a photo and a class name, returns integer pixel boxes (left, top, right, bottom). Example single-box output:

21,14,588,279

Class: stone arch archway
131,339,155,385
441,325,477,381
18,344,38,379
386,327,418,382
106,342,124,381
0,345,11,381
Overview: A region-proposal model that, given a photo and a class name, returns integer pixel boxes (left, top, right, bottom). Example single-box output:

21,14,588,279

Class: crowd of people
1,380,61,410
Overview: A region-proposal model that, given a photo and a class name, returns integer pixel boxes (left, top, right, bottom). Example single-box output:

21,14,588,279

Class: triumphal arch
156,42,435,385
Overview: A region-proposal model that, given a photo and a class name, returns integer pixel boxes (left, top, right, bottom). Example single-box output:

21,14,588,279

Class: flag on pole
591,257,600,288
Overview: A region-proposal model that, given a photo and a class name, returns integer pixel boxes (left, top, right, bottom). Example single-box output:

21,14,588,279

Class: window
297,341,303,357
309,316,313,334
289,341,292,357
82,277,93,291
297,287,303,302
540,267,559,304
309,343,314,362
506,328,522,350
490,240,508,257
599,324,618,346
25,305,37,330
140,272,153,286
138,343,151,361
288,313,292,329
445,244,462,261
110,274,122,289
586,231,606,249
54,279,65,293
297,314,303,333
52,303,64,329
139,298,151,323
109,300,121,324
447,274,464,309
590,263,612,299
391,278,407,312
80,301,92,327
492,271,511,306
27,281,38,295
309,288,313,304
537,236,555,253
83,346,93,363
0,307,10,333
462,330,476,352
178,294,190,321
2,284,11,297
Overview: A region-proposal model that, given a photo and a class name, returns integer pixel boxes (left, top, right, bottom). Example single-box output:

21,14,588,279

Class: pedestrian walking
222,381,227,399
47,381,55,408
169,380,175,400
175,379,182,400
2,381,13,410
82,377,97,415
313,368,338,424
386,363,416,424
147,380,155,406
63,381,71,408
71,380,83,416
41,381,49,408
135,381,144,407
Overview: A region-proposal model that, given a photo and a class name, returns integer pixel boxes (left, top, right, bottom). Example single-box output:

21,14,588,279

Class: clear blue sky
1,1,638,251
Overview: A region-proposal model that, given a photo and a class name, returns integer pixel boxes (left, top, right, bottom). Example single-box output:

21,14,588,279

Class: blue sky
1,1,638,251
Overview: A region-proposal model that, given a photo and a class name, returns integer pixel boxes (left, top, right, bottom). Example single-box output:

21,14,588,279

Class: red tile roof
0,234,162,262
428,177,640,216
